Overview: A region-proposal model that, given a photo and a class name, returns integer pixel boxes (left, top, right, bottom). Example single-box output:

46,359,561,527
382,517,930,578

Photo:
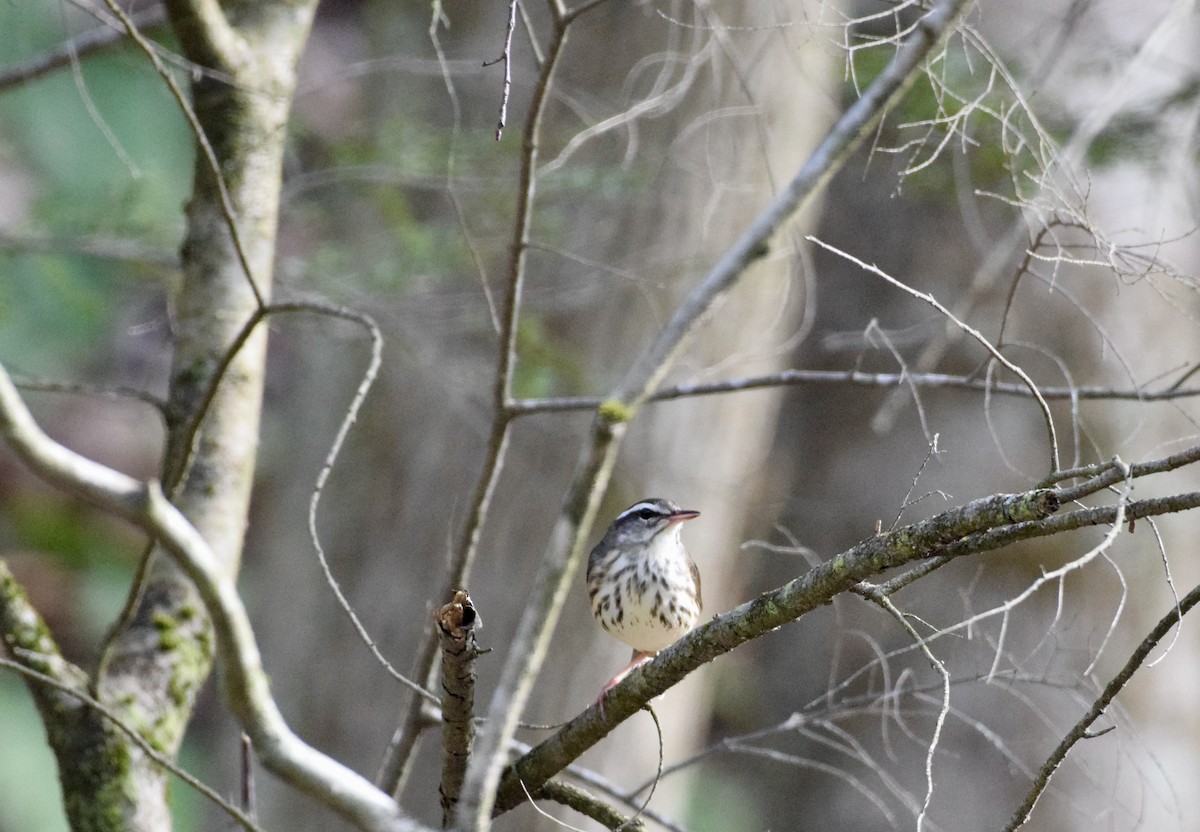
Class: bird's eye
636,508,658,521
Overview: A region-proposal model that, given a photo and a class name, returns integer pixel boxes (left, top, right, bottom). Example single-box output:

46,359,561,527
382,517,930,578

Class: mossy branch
0,361,433,832
534,779,646,831
492,448,1200,811
0,560,89,718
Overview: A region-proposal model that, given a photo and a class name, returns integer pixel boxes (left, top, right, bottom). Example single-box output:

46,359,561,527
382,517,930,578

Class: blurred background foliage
2,0,1199,831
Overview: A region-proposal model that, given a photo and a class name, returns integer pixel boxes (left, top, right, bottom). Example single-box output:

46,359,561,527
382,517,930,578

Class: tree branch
12,375,168,418
493,486,1058,811
493,445,1200,811
807,235,1059,471
459,1,976,826
0,560,90,723
160,0,240,72
380,0,575,799
107,0,266,308
1003,580,1200,831
0,361,433,832
534,779,646,831
436,591,485,827
506,370,1200,416
0,6,167,93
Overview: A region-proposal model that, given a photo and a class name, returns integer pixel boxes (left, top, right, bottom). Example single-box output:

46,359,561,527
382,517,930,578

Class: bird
586,498,702,704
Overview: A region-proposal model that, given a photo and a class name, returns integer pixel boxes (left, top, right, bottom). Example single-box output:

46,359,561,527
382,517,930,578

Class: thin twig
1055,444,1200,503
430,4,500,333
517,0,545,66
0,6,166,92
300,306,438,701
1143,517,1181,668
60,0,140,178
1003,580,1200,831
486,0,519,141
808,235,1060,473
508,740,690,832
505,371,1200,416
519,781,592,832
240,733,257,821
562,0,612,25
890,434,943,531
855,589,950,832
100,0,265,308
628,705,665,830
982,463,1130,680
0,229,178,266
13,376,168,417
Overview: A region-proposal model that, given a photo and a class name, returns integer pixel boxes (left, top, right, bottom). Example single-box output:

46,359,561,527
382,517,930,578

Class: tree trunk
40,3,317,828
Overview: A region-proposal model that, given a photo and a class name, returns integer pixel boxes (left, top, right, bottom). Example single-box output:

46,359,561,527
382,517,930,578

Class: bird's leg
597,649,654,718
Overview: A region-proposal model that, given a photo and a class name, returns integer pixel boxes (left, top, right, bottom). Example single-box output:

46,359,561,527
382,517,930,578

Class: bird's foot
595,651,654,719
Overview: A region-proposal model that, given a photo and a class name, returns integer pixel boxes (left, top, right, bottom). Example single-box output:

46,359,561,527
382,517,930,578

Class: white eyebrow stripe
616,501,662,522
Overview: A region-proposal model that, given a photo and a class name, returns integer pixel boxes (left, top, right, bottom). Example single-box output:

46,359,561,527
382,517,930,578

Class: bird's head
609,498,700,546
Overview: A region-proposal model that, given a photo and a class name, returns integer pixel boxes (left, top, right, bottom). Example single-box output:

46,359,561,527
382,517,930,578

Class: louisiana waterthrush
586,498,702,697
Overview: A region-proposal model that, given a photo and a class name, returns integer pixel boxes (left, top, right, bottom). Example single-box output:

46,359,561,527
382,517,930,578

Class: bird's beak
667,509,700,524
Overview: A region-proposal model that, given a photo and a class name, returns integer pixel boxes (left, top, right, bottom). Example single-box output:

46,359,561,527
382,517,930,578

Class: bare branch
0,6,166,93
485,0,519,140
0,229,178,268
808,235,1060,472
561,0,611,25
493,487,1064,810
12,376,168,418
494,442,1200,810
0,360,432,832
299,306,437,701
240,733,257,821
104,0,266,307
1054,444,1200,503
1003,580,1200,831
428,4,500,333
437,591,485,827
506,370,1200,416
381,0,576,798
534,779,646,831
160,0,241,71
